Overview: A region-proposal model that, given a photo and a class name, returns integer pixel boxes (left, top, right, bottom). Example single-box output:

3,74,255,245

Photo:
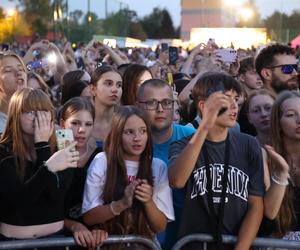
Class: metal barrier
0,235,160,249
172,234,300,250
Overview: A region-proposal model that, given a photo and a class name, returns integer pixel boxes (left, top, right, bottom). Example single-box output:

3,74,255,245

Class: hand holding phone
56,128,74,150
216,48,237,63
169,46,178,65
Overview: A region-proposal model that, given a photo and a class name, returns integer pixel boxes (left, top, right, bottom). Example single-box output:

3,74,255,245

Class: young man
168,72,264,250
136,79,195,249
255,43,299,94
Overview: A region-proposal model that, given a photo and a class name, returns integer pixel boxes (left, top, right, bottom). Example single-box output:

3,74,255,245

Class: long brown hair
102,105,154,238
0,88,56,181
270,90,300,236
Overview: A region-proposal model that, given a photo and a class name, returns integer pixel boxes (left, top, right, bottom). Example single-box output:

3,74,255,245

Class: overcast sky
1,0,300,27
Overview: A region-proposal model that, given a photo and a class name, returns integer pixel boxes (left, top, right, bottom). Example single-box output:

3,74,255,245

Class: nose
78,126,85,133
133,132,141,141
156,102,164,112
260,109,269,117
111,83,118,92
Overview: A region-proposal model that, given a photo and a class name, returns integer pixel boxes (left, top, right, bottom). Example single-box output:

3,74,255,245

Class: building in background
181,0,236,41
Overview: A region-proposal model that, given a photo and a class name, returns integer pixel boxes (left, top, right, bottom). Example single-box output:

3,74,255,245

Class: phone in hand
216,48,237,63
161,43,168,52
169,46,178,65
26,60,43,71
1,44,9,51
56,129,74,150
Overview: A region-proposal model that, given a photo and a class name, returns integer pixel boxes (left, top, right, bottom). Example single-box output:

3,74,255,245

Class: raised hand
46,141,79,172
264,145,289,179
200,92,230,130
34,111,54,143
121,180,139,209
134,179,153,204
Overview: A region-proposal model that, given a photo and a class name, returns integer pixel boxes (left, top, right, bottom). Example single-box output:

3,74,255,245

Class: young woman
61,70,92,105
60,97,107,249
0,88,79,247
0,52,27,133
27,72,50,95
247,89,276,146
82,106,174,248
262,91,300,239
121,64,152,105
89,65,122,149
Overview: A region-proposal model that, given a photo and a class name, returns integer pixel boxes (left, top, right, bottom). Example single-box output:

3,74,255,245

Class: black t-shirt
169,131,265,249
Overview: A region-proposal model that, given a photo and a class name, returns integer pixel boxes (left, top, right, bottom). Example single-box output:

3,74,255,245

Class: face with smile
138,85,174,133
122,115,148,161
91,71,122,106
61,110,94,148
280,97,300,141
248,94,274,133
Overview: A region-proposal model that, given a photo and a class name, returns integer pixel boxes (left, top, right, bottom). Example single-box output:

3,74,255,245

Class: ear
59,119,65,128
238,74,245,83
197,100,205,115
90,85,96,97
260,68,272,81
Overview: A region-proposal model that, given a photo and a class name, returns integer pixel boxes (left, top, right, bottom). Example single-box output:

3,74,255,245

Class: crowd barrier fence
172,234,300,250
2,233,300,249
0,235,160,250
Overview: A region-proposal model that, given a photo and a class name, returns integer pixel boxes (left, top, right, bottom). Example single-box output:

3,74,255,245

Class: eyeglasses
268,64,298,74
138,99,175,110
23,111,36,120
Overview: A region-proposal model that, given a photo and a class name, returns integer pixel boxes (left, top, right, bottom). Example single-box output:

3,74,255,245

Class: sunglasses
269,64,298,74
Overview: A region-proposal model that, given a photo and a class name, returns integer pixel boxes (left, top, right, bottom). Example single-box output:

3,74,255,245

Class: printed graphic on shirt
191,163,249,202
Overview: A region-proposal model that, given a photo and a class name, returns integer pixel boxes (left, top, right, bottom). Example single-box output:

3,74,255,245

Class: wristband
271,173,289,186
109,201,121,216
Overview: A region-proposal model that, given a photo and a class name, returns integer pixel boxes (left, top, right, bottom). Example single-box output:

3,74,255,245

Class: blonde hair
0,88,56,180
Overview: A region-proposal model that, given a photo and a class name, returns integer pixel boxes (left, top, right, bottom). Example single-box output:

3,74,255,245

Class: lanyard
203,135,230,249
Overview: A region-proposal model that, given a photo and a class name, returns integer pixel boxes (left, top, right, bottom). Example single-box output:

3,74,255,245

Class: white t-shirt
82,152,174,221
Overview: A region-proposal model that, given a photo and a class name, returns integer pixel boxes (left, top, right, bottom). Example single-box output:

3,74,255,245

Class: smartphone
26,60,43,71
169,46,178,65
56,129,74,150
161,43,168,52
206,82,228,116
216,48,237,63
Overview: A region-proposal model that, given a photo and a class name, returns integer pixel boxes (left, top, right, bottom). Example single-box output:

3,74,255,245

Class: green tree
10,0,52,35
140,7,176,39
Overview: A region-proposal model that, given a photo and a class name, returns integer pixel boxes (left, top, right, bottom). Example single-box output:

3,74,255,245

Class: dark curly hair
255,44,295,79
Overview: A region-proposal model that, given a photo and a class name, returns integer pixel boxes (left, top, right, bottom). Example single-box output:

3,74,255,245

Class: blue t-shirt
154,123,195,166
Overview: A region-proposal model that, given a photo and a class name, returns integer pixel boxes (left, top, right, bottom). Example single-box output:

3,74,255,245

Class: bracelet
109,201,120,216
271,173,289,186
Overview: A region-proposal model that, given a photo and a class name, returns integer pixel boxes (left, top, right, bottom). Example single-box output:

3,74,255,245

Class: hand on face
200,92,231,130
34,111,54,143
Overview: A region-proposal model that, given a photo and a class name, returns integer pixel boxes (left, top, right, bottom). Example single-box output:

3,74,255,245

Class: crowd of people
0,36,299,250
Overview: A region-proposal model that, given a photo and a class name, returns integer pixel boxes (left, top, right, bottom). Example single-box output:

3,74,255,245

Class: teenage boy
168,72,264,250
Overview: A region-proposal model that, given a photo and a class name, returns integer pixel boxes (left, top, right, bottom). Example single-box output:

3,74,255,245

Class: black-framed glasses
138,99,175,110
268,64,298,74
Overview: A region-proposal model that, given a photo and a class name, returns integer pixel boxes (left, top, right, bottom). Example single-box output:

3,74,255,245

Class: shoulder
87,152,107,175
173,123,195,137
229,131,258,147
152,157,168,182
0,143,13,163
